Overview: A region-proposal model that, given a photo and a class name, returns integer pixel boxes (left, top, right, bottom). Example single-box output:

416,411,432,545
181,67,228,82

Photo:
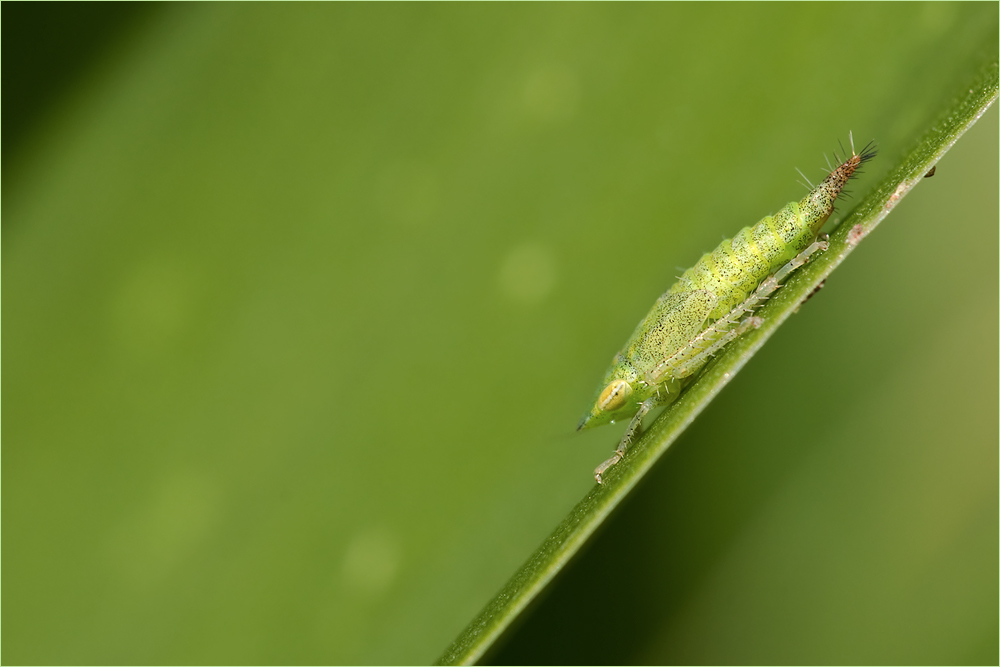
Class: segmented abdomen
669,201,818,318
666,150,865,320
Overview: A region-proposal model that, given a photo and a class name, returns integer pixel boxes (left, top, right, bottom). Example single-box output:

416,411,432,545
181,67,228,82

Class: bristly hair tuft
833,135,878,182
856,139,878,165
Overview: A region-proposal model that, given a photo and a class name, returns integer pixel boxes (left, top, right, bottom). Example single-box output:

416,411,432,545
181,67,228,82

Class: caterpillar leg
673,315,764,377
595,395,662,484
647,238,829,384
753,237,829,301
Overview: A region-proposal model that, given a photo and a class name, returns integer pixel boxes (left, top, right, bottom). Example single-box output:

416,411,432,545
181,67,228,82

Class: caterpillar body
580,138,877,483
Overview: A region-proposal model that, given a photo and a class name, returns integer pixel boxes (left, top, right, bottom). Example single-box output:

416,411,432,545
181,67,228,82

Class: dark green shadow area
2,2,160,168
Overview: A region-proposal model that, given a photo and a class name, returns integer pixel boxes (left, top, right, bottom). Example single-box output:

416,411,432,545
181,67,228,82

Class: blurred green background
3,4,996,664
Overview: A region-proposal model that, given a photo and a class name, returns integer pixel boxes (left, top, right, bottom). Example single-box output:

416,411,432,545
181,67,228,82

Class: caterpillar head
577,355,641,430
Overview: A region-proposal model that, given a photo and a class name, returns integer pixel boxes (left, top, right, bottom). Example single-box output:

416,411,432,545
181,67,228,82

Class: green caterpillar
580,138,876,483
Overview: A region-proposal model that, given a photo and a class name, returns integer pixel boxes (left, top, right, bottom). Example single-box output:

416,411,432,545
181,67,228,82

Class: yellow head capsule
598,379,632,412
